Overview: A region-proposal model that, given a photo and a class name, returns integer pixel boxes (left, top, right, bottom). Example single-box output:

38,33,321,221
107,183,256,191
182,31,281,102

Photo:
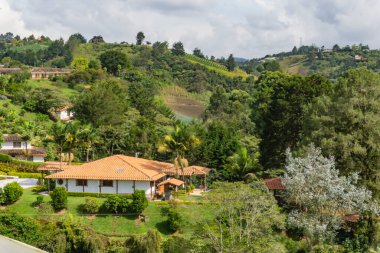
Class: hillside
243,45,380,79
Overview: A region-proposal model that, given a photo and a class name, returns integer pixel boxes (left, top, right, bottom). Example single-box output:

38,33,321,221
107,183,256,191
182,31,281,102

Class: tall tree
50,121,67,167
158,122,200,179
136,31,145,45
171,41,185,56
226,54,236,71
73,80,128,127
99,50,128,75
303,68,380,196
252,72,331,171
192,48,204,58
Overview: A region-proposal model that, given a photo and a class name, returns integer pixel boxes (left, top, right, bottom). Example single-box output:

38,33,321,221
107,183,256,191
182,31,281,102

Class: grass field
3,188,213,238
160,86,210,119
185,54,251,79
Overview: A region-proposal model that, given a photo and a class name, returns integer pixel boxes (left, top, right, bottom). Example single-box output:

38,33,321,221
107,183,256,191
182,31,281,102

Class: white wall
32,156,45,163
62,179,152,195
1,141,32,150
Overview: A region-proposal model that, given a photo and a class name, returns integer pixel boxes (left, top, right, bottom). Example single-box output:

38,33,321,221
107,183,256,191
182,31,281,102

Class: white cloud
1,0,380,58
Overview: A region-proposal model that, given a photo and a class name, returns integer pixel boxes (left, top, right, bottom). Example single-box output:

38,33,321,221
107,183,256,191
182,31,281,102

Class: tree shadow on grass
155,220,171,235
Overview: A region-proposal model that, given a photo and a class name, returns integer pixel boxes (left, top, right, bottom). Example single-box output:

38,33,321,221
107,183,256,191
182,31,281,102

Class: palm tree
50,121,67,169
226,147,259,180
158,123,200,181
65,121,81,165
78,124,98,162
20,122,35,161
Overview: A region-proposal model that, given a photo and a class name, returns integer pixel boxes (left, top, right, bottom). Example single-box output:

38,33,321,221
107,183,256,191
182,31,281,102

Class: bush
81,197,99,214
33,196,44,207
67,192,121,198
0,188,5,204
50,187,67,211
3,181,23,204
130,190,148,215
103,195,130,214
167,208,182,232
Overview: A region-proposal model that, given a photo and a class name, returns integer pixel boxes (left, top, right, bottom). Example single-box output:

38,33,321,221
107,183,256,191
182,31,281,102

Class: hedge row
67,192,133,199
0,154,42,171
0,172,42,179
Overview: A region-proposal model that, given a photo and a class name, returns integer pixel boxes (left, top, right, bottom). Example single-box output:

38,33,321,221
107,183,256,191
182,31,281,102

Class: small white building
54,106,73,121
0,134,46,162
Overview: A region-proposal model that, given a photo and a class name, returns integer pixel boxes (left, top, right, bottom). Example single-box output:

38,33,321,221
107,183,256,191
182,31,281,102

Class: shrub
103,195,130,214
167,208,182,232
82,197,99,214
130,190,148,215
33,196,44,207
50,187,67,211
0,188,5,204
3,181,23,204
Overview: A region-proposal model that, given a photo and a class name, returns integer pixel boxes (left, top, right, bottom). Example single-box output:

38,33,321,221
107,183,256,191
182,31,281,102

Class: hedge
0,172,42,179
0,153,42,170
67,192,133,198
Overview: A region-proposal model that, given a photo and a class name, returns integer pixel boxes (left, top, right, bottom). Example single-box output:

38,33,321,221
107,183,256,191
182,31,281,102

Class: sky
0,0,379,58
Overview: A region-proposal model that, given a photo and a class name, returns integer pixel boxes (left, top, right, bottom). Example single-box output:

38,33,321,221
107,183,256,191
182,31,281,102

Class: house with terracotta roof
54,106,73,121
45,155,209,198
0,134,46,162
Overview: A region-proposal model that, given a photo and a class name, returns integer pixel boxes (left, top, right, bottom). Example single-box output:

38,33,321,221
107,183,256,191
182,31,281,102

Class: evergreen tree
136,31,145,45
226,54,236,71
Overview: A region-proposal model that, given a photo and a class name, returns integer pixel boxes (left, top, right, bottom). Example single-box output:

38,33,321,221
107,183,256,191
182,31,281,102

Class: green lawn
3,188,214,238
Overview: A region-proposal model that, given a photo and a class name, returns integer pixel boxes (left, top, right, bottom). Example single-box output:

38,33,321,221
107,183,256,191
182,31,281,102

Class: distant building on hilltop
30,68,71,80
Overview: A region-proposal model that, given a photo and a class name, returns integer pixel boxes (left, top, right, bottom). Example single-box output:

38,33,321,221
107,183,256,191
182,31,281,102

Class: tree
19,122,34,161
64,121,81,165
89,35,104,43
252,72,331,171
226,54,236,71
50,187,67,211
50,121,68,168
332,44,340,52
171,41,185,56
77,124,98,162
225,147,259,180
136,31,145,45
193,48,205,58
195,182,285,252
292,46,298,54
167,207,182,232
303,68,380,197
283,144,375,246
99,50,128,75
3,182,23,204
158,122,200,179
73,80,128,127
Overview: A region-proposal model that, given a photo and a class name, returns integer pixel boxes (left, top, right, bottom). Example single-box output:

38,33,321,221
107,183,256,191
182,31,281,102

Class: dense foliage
2,181,23,204
50,186,68,211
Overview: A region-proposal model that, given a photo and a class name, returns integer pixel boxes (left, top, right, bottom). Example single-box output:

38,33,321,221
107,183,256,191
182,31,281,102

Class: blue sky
0,0,379,58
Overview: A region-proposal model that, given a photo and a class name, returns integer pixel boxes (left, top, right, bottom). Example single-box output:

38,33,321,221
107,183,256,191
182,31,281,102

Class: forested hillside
1,32,380,252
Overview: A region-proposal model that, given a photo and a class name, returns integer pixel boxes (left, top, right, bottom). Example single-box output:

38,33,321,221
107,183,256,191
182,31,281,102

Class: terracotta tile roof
0,68,22,73
38,161,71,171
3,134,22,142
46,155,170,181
160,165,211,176
157,178,185,187
264,177,286,190
0,147,46,157
343,214,360,223
31,68,72,74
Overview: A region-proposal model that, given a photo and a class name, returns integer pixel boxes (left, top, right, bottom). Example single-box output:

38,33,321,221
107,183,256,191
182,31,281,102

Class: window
76,179,88,186
101,180,113,187
13,142,21,148
57,179,64,185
